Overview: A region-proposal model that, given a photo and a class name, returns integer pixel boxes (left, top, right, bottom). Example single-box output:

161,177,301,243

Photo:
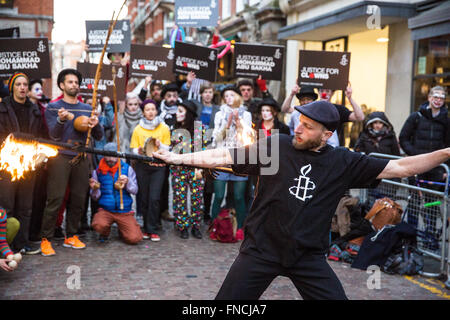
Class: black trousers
215,252,348,300
0,170,36,251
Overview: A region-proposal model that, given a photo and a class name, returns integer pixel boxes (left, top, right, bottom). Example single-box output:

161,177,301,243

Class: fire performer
153,100,450,300
0,72,46,255
39,69,104,257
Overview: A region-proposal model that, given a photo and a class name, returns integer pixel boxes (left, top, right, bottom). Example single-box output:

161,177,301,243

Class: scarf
160,99,181,122
98,158,119,177
123,108,142,129
140,116,162,131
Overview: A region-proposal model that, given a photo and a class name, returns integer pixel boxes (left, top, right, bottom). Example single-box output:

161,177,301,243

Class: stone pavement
0,220,449,300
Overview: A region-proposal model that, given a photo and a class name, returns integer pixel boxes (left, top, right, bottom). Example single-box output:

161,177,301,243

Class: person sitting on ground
354,111,400,156
90,143,143,244
0,208,20,272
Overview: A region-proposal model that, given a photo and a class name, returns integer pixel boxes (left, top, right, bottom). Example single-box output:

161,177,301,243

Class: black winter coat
256,117,290,140
399,102,449,156
354,111,400,156
0,96,45,143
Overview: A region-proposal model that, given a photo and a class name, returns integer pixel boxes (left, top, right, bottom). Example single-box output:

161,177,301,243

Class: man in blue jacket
90,143,142,245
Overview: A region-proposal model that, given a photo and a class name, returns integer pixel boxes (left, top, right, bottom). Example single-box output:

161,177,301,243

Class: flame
238,126,257,146
0,134,58,181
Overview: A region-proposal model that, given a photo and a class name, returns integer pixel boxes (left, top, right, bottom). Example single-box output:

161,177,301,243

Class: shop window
0,0,14,8
222,0,231,19
412,34,449,111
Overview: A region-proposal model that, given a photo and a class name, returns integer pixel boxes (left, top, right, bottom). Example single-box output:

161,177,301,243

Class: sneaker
191,228,202,239
41,238,56,256
150,234,160,242
20,243,41,255
161,210,175,222
63,236,86,249
54,227,65,240
143,233,151,240
98,235,108,243
180,229,189,239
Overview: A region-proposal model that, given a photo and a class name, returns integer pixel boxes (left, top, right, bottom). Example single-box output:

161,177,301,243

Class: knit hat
8,72,29,94
104,142,118,152
140,99,158,111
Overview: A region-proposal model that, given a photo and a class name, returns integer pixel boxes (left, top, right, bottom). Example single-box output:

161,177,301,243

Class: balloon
209,40,231,59
170,26,186,48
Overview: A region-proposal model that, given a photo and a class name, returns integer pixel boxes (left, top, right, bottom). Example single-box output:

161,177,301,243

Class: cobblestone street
1,220,449,301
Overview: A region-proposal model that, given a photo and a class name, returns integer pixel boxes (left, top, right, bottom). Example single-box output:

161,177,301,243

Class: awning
408,1,450,40
278,1,416,41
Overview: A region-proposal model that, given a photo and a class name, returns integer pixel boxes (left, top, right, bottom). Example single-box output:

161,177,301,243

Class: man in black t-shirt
153,100,450,300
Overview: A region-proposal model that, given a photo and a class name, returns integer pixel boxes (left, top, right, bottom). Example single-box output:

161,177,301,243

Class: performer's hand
118,175,128,186
88,114,99,128
89,178,99,190
291,84,300,97
345,82,352,99
144,75,152,89
153,148,177,165
58,107,70,121
102,96,111,105
186,71,196,88
0,259,13,272
256,75,267,92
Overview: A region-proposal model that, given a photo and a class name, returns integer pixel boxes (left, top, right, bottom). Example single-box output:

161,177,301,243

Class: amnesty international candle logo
289,164,316,202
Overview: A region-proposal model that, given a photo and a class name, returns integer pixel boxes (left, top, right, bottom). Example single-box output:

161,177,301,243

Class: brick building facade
0,0,54,97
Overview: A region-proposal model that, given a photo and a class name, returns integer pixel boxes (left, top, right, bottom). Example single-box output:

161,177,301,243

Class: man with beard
159,83,182,130
153,100,450,299
39,69,104,257
90,143,143,244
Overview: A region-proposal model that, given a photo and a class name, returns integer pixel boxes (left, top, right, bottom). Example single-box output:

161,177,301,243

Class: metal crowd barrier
357,152,449,280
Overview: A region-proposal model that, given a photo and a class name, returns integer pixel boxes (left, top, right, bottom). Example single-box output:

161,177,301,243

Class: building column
385,21,414,136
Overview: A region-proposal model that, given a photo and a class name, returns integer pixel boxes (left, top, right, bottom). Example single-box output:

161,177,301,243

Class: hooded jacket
354,111,400,156
0,96,45,144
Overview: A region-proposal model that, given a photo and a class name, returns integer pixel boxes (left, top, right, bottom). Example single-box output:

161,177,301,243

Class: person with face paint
256,98,290,140
89,142,143,245
117,92,143,155
170,100,207,239
211,86,252,234
399,86,449,249
159,83,182,130
0,72,46,255
130,99,171,242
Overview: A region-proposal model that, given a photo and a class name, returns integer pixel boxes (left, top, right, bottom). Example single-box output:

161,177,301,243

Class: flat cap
294,100,340,132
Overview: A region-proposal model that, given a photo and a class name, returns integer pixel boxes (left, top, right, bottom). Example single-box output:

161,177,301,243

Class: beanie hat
8,72,29,94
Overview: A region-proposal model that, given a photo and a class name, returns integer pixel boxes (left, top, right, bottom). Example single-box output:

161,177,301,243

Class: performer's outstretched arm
153,148,233,168
377,148,450,179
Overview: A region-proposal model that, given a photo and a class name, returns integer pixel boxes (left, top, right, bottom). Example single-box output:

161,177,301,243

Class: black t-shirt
12,99,30,133
230,134,389,267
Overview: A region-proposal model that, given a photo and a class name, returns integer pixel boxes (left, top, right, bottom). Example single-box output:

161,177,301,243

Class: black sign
0,27,20,38
77,62,127,101
298,50,351,91
233,43,285,81
175,0,219,27
130,44,175,81
86,20,131,53
174,41,218,82
0,0,14,8
0,38,51,80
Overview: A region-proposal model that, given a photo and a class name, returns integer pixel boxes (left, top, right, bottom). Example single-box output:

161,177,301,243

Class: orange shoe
63,235,86,249
41,238,56,256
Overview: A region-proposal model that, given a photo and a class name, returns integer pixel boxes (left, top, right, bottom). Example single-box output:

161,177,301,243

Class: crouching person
90,143,143,245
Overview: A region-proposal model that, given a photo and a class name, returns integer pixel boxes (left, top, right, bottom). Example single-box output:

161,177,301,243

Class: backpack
209,208,238,243
382,239,424,275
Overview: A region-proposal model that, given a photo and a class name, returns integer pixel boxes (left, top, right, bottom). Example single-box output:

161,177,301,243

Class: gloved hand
256,76,267,92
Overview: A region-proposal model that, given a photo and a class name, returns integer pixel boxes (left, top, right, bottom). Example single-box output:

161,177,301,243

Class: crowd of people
0,52,447,274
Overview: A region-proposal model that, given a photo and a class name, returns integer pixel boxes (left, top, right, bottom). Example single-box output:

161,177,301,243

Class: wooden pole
112,66,124,210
